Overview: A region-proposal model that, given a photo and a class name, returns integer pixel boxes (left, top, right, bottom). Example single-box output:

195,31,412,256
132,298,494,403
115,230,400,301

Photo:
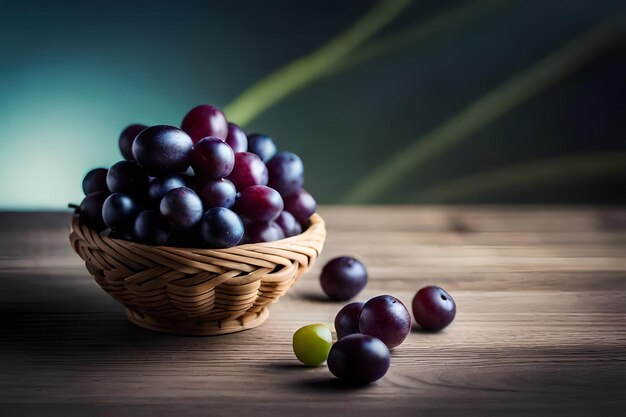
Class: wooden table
2,207,625,416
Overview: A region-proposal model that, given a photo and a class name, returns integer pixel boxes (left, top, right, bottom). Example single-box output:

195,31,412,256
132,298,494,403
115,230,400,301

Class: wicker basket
69,213,325,335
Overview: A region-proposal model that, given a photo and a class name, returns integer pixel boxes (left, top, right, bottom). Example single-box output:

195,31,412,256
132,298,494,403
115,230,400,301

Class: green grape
292,323,333,366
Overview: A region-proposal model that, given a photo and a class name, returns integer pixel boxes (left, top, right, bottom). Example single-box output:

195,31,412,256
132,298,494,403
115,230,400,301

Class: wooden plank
1,208,625,417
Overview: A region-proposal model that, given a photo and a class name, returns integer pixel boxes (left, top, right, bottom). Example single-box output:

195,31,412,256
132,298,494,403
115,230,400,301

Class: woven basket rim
70,212,325,254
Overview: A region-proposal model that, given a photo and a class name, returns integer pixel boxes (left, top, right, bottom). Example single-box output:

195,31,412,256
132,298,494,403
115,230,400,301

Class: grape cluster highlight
77,104,317,249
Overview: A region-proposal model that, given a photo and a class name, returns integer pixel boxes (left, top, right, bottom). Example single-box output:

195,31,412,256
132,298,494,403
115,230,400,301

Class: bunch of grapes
77,104,316,249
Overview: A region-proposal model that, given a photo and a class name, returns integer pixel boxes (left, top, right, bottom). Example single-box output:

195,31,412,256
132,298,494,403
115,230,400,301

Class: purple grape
181,104,228,143
244,221,285,243
200,207,244,248
106,161,149,195
320,256,367,301
133,210,171,246
284,188,316,226
191,136,235,179
82,168,109,195
159,187,203,230
225,123,247,153
247,133,277,163
102,193,139,231
118,124,147,161
147,175,187,205
267,151,304,197
226,152,268,191
412,286,456,331
334,301,365,339
359,295,411,349
234,185,283,222
132,125,194,176
274,211,302,237
327,334,390,385
195,178,236,209
78,191,108,231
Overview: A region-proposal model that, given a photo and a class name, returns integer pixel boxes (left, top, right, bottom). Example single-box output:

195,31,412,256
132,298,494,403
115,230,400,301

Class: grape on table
334,301,365,339
359,295,412,349
320,256,368,301
412,286,457,331
327,334,390,385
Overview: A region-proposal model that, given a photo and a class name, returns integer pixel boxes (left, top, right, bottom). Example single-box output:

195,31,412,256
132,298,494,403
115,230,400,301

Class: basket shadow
0,270,227,361
296,291,337,303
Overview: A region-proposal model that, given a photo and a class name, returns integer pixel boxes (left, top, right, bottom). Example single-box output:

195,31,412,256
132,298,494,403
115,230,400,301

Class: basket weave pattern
69,213,325,335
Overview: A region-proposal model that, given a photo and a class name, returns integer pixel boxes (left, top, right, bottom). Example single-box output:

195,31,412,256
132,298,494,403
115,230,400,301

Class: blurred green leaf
415,151,626,202
326,0,510,77
344,11,626,203
224,0,412,126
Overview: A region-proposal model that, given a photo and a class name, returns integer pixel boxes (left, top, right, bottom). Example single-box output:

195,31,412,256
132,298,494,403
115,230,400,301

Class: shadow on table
298,377,374,392
0,270,240,363
294,291,336,303
266,362,374,392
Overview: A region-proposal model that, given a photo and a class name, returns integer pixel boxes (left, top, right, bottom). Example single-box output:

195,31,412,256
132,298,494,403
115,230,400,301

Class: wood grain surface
1,207,625,417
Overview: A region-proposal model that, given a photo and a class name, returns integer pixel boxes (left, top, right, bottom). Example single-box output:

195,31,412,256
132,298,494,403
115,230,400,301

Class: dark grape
82,168,109,195
106,161,149,195
412,286,456,331
359,295,411,349
118,124,147,161
78,191,108,231
200,207,244,248
159,187,203,230
225,123,247,153
234,185,283,222
132,125,194,176
267,151,304,197
147,175,187,204
195,178,236,209
274,211,302,237
327,334,390,385
133,210,171,246
226,152,268,191
284,188,316,226
320,256,367,301
181,104,228,143
244,221,285,243
247,133,277,162
102,193,139,231
191,136,235,179
334,301,365,339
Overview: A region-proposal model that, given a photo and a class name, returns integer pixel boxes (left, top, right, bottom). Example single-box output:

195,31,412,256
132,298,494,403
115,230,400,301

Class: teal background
1,0,625,209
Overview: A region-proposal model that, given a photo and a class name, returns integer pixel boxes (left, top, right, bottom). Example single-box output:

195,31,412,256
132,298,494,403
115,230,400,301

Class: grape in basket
71,103,325,335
